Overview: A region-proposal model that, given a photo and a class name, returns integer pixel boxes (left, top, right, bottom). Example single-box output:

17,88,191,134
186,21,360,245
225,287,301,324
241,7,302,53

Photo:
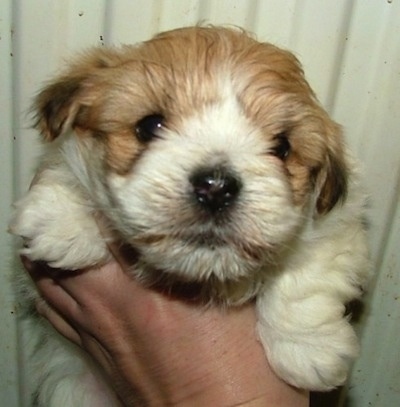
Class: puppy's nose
190,167,242,213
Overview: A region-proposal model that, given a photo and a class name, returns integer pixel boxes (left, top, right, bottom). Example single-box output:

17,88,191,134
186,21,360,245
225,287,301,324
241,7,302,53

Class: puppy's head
33,26,348,282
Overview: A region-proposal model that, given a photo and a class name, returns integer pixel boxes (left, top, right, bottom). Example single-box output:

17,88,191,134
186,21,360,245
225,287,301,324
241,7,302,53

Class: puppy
9,26,370,405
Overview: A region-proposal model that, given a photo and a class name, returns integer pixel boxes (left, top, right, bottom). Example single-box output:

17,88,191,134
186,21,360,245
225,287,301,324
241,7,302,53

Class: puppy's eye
135,114,164,143
271,132,291,160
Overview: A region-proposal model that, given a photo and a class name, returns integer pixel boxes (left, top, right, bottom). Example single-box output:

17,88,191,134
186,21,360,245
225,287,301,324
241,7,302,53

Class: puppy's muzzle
190,166,242,213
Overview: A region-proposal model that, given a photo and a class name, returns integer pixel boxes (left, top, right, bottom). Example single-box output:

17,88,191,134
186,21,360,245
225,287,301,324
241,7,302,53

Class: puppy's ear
314,124,348,215
315,152,348,214
32,49,119,141
33,74,89,141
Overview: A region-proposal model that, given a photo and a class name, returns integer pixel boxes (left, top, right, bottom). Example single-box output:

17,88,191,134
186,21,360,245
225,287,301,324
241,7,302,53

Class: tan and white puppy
10,26,370,405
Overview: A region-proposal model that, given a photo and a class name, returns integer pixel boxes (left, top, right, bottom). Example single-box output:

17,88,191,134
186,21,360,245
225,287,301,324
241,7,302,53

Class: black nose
190,167,242,213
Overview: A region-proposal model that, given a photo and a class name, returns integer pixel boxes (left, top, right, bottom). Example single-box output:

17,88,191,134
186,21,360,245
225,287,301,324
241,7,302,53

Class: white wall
1,1,399,405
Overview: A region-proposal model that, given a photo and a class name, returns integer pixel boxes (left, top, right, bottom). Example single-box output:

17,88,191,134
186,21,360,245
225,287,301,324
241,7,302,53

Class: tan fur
34,26,346,213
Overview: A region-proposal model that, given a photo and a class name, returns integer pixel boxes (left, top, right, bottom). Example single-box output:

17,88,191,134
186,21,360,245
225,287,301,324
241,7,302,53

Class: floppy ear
32,48,122,141
314,123,348,215
33,74,89,141
315,151,348,214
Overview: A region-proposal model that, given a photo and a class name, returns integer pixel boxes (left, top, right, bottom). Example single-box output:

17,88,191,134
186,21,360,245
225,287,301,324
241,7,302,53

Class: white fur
105,98,302,280
10,45,370,405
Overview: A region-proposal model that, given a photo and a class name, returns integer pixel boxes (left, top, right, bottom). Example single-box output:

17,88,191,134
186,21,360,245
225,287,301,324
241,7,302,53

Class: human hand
22,244,308,407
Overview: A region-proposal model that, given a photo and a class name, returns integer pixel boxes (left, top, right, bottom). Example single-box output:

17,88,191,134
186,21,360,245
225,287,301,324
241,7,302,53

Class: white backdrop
1,1,399,406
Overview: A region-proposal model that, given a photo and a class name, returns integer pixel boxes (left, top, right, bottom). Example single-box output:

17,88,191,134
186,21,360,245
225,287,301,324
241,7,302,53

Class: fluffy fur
9,26,370,405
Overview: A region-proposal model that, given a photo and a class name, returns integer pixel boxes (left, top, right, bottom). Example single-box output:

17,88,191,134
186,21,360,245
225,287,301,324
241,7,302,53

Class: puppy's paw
257,317,358,391
9,184,110,270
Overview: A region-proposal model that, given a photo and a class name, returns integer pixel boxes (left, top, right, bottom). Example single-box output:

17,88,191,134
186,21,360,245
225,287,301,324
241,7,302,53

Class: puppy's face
35,27,347,281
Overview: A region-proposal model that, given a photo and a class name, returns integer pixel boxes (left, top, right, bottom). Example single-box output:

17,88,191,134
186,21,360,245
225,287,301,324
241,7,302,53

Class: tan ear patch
32,48,135,141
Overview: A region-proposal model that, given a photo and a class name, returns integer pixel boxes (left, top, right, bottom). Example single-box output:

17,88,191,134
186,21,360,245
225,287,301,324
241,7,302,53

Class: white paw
9,184,110,270
257,317,359,391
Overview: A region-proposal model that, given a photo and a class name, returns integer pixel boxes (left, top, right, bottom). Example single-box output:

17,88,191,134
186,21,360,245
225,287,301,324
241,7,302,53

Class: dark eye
135,114,164,143
271,132,291,160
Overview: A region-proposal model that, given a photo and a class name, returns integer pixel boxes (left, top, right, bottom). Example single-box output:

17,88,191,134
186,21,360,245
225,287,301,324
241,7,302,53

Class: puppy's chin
127,225,291,284
129,247,261,306
141,242,258,280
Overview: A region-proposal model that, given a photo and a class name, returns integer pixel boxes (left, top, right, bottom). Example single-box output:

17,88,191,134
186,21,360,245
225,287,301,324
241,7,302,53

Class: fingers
22,254,116,306
21,257,83,345
20,243,141,342
35,273,81,314
35,298,82,345
22,256,82,318
21,255,137,324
